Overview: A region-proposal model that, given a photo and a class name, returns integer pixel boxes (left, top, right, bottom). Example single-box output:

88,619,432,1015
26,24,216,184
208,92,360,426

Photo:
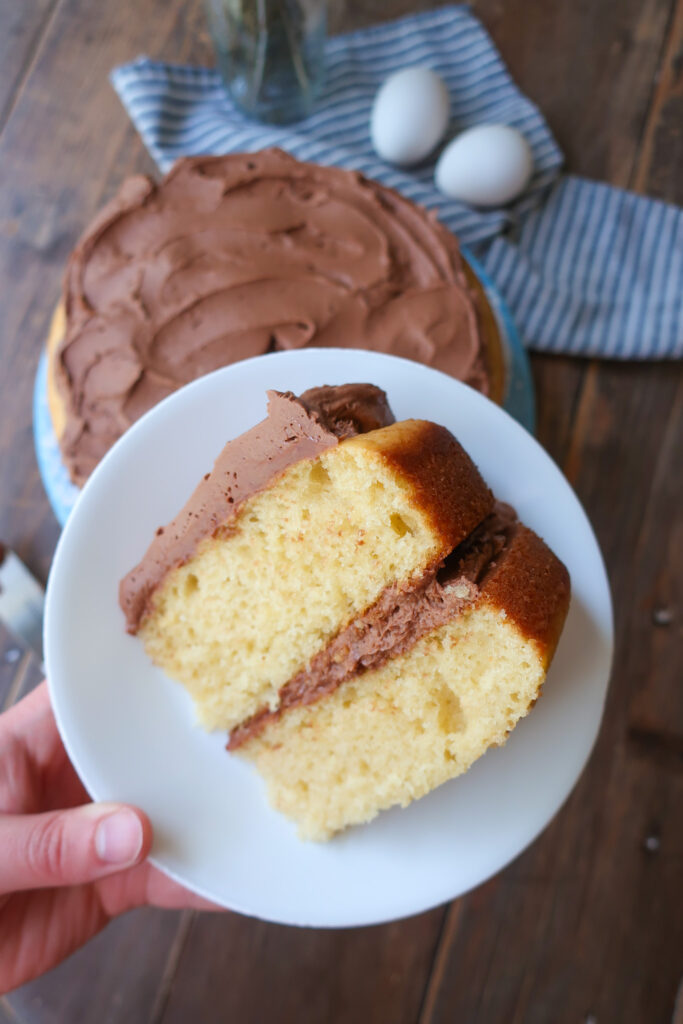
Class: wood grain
0,0,57,135
530,355,587,466
0,997,25,1024
476,0,674,187
0,0,211,584
404,3,683,1021
625,379,682,748
159,911,445,1024
632,0,683,199
6,910,186,1024
0,0,681,1021
420,359,683,1024
0,2,210,1020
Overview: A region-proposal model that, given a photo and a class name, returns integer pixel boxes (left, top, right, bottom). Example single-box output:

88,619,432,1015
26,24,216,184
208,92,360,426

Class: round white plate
45,349,613,928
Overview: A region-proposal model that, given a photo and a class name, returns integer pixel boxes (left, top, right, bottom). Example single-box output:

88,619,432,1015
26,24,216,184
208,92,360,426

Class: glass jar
205,0,326,124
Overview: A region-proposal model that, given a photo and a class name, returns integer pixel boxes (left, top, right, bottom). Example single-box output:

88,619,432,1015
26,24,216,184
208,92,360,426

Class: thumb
0,804,151,894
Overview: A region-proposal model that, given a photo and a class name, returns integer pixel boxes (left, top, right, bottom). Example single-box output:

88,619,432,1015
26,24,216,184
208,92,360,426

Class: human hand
0,681,218,994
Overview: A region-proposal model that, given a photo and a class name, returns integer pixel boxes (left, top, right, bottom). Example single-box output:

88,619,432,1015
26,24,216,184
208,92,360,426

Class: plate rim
45,348,613,928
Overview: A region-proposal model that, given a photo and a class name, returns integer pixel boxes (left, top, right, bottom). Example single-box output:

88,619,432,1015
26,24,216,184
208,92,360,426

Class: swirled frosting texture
56,149,488,484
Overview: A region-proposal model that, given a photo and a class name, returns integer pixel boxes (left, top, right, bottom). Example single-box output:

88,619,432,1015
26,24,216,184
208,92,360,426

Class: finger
1,680,50,732
0,682,63,772
0,682,50,744
0,886,108,995
145,874,223,912
97,861,224,916
0,803,152,895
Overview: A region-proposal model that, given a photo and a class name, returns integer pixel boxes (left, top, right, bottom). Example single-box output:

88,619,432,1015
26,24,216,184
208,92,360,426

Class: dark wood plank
0,1,212,1019
5,910,188,1024
329,0,449,33
420,360,683,1024
476,0,674,187
633,0,683,201
0,0,57,136
531,356,587,465
334,0,674,191
419,0,682,1015
1,1,680,1023
0,0,212,585
0,998,26,1024
626,380,682,747
158,910,445,1024
419,752,682,1024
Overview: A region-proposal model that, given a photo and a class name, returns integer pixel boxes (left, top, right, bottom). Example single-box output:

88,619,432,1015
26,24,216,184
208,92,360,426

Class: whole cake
48,148,503,485
120,384,570,840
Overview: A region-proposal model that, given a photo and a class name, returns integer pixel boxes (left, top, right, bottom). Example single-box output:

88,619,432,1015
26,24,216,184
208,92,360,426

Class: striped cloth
111,5,682,359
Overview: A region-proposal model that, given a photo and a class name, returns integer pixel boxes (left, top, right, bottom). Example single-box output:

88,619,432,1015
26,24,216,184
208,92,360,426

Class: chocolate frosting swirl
56,149,487,484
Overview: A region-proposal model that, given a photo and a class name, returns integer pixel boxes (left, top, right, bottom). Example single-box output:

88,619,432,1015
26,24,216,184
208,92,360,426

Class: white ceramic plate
45,349,613,928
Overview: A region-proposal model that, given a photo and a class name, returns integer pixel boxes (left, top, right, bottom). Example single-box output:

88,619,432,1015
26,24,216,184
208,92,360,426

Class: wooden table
1,1,681,1021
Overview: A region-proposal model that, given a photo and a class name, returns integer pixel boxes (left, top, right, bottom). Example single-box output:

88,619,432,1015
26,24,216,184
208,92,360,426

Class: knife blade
0,543,45,664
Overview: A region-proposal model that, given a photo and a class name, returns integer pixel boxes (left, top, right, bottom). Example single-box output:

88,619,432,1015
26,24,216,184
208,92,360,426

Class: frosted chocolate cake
47,149,503,485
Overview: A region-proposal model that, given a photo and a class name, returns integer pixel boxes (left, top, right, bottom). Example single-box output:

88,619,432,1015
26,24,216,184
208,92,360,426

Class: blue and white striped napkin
112,5,682,359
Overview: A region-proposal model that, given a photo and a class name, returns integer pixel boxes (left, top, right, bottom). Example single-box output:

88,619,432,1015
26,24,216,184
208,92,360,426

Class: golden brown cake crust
356,419,493,554
481,524,570,662
46,303,67,441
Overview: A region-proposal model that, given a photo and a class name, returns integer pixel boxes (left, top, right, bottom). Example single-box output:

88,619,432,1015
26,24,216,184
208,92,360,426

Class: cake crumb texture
138,419,491,732
238,524,570,840
240,602,548,840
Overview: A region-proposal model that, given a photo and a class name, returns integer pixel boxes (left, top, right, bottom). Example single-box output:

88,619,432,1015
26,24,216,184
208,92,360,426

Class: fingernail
95,809,144,864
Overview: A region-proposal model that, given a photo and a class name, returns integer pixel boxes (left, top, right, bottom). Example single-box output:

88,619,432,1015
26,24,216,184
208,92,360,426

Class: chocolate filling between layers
227,503,517,750
119,384,394,633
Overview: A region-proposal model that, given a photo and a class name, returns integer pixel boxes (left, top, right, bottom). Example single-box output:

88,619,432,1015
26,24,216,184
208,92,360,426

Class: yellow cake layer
139,421,488,732
239,602,549,840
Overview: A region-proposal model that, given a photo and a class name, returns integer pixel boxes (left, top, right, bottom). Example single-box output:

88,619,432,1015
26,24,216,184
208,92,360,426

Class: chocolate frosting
57,148,487,484
119,383,394,633
228,503,518,749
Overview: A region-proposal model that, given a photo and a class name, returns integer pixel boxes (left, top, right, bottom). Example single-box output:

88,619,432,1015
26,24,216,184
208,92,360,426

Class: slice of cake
121,384,569,839
120,384,494,733
233,505,569,839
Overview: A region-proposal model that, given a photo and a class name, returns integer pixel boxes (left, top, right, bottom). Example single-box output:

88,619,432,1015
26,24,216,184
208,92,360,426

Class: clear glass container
205,0,326,124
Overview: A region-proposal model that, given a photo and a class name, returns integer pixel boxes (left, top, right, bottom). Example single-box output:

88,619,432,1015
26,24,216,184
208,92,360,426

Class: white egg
435,125,533,207
371,67,450,167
